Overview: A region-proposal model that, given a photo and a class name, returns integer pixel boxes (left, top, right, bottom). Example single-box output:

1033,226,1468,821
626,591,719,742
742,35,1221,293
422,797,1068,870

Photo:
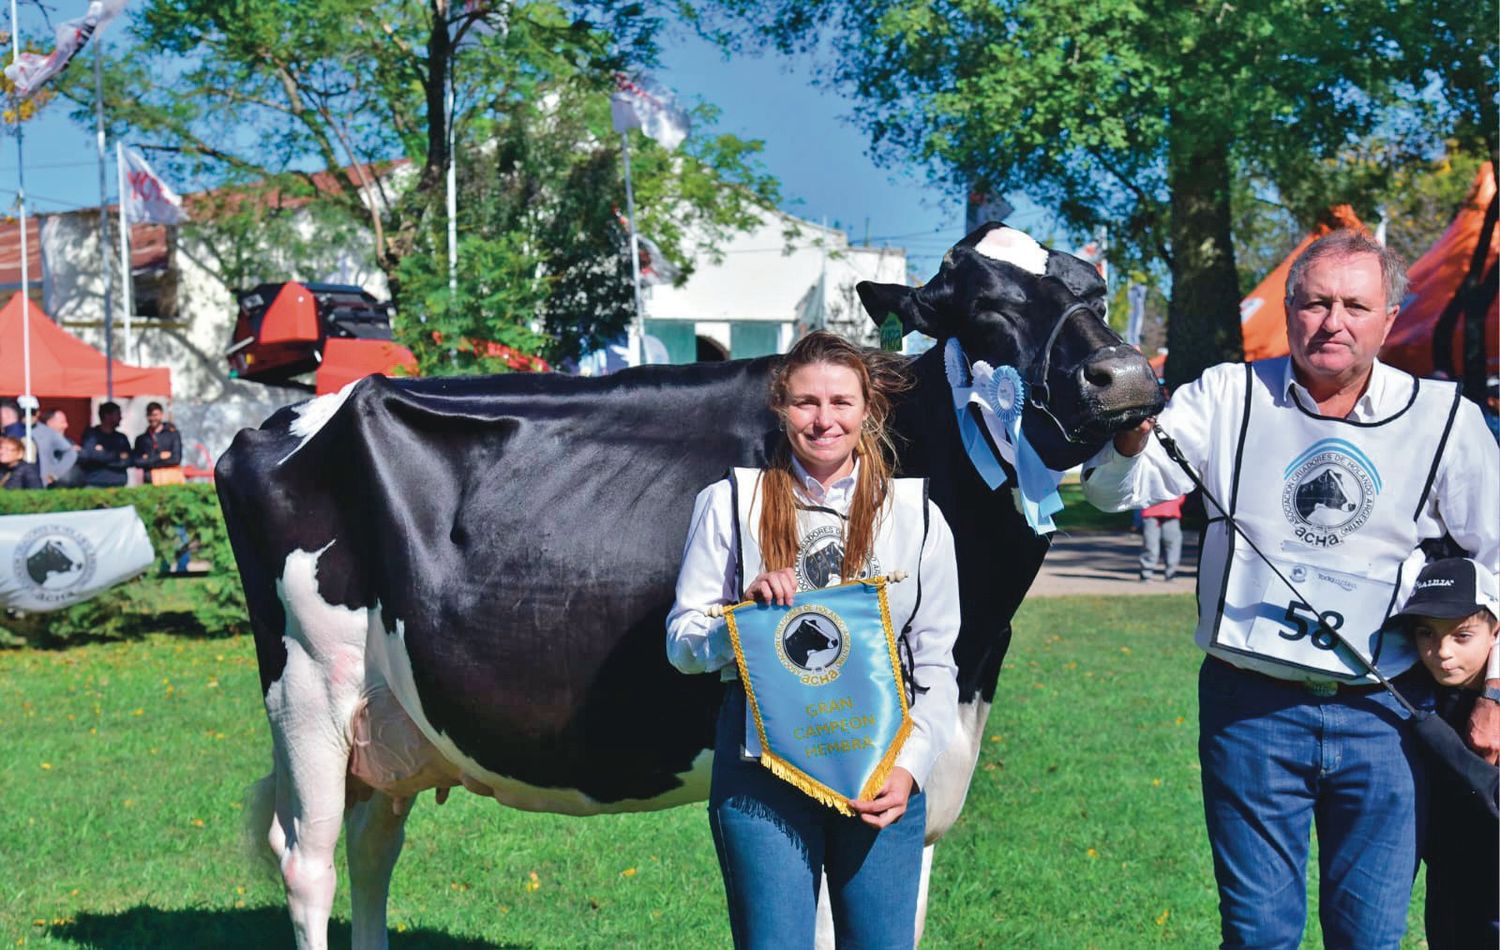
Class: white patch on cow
278,381,360,466
972,227,1048,276
922,697,992,844
366,612,714,816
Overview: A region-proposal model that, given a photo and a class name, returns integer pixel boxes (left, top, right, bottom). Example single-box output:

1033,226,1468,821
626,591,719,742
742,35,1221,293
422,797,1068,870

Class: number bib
1225,553,1397,677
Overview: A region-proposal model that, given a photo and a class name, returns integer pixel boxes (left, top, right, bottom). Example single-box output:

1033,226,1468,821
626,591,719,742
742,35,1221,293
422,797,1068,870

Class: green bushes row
0,484,249,646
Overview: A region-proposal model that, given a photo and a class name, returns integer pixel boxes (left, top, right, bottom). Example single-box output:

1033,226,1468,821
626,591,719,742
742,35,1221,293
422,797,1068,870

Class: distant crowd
0,398,184,491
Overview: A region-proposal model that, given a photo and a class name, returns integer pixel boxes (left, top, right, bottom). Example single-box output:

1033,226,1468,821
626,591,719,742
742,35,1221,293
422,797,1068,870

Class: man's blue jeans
708,688,926,949
1198,657,1429,949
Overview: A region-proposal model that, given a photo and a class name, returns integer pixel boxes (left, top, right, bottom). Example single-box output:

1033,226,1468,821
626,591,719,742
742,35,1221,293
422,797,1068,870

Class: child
1391,558,1500,949
1138,493,1184,581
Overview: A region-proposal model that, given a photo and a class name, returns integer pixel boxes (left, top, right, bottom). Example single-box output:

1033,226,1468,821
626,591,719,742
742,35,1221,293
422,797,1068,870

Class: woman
0,436,42,490
667,331,961,948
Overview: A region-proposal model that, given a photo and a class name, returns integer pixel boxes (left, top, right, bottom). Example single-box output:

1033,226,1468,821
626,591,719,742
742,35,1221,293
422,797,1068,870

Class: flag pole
619,130,645,365
116,140,132,356
9,0,33,449
94,35,113,398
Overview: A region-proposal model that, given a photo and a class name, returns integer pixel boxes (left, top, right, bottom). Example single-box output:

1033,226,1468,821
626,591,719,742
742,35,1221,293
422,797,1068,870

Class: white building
643,209,907,361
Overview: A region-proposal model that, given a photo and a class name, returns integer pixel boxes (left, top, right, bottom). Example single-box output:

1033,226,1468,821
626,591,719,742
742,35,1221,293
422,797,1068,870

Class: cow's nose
1076,345,1158,403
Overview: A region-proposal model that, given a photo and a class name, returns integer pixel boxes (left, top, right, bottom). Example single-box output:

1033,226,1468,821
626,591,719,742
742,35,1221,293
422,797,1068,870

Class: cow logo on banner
14,524,97,602
723,577,911,815
1279,439,1380,547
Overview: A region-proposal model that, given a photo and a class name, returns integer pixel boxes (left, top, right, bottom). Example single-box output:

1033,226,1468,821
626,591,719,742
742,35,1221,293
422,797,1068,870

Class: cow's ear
857,281,943,338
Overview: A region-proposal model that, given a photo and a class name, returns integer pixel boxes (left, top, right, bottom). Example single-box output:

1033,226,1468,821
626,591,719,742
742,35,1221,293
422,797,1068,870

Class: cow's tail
242,768,280,879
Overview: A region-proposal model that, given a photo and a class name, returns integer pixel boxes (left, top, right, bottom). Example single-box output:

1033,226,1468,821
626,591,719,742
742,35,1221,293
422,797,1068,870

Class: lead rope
1151,424,1420,717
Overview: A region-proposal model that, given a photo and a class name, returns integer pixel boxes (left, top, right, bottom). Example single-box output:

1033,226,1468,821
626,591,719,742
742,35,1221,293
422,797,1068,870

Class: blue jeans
1198,657,1429,949
708,688,926,949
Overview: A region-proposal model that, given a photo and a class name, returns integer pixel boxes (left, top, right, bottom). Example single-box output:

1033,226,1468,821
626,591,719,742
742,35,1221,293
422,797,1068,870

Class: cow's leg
913,844,935,944
347,791,413,950
269,723,349,950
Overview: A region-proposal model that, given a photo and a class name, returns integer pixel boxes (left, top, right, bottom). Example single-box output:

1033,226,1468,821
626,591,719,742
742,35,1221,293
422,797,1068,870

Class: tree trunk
1164,126,1243,390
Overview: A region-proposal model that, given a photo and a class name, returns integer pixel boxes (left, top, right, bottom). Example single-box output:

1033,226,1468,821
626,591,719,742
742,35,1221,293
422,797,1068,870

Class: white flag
121,147,189,225
611,74,690,150
0,507,154,612
637,234,681,287
3,0,127,100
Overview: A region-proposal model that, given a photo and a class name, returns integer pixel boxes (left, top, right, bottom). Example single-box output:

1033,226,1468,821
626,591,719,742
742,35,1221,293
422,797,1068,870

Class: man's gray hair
1284,229,1408,312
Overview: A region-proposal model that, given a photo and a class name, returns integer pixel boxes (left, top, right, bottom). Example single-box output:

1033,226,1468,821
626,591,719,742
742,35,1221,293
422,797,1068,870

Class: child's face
1413,613,1498,688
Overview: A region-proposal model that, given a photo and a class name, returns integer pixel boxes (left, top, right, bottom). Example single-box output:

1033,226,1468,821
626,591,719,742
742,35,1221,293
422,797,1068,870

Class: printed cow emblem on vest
1279,439,1381,547
794,524,880,590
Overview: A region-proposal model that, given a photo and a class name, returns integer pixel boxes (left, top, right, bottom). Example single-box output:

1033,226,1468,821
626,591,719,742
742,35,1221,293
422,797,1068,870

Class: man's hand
1467,682,1500,764
849,767,916,829
745,569,798,607
1113,418,1154,457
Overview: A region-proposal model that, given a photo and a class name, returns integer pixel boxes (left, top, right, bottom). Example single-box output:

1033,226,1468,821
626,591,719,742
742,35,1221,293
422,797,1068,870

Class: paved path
1029,530,1201,597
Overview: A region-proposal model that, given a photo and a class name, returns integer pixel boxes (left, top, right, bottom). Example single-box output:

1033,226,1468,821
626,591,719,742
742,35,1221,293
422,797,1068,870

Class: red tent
1381,162,1499,379
315,338,418,395
1239,206,1367,362
0,294,171,396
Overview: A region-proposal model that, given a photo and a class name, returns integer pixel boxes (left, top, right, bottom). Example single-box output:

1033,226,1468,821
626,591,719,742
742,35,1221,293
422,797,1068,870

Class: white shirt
665,458,962,788
1083,357,1499,679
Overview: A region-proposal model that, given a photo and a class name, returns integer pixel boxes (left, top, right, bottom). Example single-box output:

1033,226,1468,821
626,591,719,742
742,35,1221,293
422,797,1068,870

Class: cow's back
218,361,779,807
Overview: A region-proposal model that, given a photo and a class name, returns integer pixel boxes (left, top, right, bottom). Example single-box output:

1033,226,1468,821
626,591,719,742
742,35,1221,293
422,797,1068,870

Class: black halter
1023,301,1096,444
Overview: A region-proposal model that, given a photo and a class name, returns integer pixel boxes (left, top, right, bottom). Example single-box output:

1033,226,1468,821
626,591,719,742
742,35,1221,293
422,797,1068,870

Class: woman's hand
848,767,915,829
745,568,799,607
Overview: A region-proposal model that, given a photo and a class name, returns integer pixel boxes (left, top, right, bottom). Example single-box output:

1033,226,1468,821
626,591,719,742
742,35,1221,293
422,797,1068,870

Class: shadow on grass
48,905,521,949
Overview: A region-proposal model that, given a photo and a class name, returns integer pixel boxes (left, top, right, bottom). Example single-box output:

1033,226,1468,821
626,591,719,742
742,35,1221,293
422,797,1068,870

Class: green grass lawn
1,596,1427,947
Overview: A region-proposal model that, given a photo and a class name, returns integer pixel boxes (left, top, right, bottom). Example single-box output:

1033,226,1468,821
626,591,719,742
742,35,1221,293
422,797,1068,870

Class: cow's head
857,222,1163,469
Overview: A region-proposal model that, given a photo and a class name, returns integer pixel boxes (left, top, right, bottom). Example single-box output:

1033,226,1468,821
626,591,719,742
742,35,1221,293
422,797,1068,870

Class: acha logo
1280,440,1381,548
774,604,851,685
794,525,879,590
14,524,97,602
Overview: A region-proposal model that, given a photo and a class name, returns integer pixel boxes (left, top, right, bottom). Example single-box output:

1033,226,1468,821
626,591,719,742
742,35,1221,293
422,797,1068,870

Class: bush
0,484,248,646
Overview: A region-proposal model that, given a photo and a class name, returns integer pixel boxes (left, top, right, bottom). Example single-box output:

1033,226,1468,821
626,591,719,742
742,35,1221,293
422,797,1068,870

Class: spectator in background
0,436,42,489
32,409,78,487
0,399,24,439
77,401,131,488
133,401,184,485
1139,493,1185,582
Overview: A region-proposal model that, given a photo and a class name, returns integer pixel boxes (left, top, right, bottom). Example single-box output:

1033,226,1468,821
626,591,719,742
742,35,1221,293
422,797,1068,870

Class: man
32,408,79,486
77,401,132,488
133,401,183,485
0,398,25,439
1083,230,1499,947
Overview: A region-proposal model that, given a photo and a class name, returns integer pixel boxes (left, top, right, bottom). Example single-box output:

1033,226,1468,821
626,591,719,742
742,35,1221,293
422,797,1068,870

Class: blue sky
1,12,1057,282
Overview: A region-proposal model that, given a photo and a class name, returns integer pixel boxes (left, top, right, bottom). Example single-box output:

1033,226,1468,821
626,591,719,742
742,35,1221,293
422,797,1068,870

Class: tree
65,0,778,368
692,0,1496,387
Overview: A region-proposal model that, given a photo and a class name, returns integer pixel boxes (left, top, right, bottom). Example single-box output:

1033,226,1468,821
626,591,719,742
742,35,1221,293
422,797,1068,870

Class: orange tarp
0,294,171,397
1239,206,1367,362
315,338,418,395
1381,162,1499,379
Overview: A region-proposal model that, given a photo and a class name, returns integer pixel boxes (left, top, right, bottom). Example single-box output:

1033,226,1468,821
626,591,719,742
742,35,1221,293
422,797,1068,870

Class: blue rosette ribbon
983,365,1063,534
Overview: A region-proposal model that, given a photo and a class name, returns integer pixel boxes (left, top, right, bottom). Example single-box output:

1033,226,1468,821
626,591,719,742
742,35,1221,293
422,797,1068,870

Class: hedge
0,484,249,646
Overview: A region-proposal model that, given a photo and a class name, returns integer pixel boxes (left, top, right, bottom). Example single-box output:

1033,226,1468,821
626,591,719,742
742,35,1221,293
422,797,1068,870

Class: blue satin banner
724,578,911,814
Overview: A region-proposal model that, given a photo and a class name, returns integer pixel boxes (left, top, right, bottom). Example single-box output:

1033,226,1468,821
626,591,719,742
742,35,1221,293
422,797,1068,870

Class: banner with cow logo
722,577,911,814
0,507,154,612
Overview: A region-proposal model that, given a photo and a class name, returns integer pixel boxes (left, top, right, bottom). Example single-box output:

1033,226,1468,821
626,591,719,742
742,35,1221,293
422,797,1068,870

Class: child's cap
1392,558,1499,623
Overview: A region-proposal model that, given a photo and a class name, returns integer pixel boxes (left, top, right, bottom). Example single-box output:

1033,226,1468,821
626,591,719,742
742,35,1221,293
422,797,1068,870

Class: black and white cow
217,223,1162,949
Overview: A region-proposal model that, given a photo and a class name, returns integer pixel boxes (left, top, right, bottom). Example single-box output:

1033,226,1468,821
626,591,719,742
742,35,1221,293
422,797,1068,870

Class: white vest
1203,362,1462,679
729,468,932,640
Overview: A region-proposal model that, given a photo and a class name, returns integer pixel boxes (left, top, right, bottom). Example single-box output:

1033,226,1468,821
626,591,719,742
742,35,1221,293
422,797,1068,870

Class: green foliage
66,0,778,368
0,598,1430,945
0,486,247,646
691,0,1494,384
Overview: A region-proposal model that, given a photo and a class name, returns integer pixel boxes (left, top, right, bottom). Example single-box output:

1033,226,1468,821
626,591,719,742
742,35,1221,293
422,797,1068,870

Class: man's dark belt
1208,655,1387,696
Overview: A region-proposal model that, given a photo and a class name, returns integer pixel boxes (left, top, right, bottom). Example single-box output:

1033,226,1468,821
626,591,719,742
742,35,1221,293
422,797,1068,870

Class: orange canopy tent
0,294,171,396
1380,162,1499,380
1239,206,1367,362
314,337,418,395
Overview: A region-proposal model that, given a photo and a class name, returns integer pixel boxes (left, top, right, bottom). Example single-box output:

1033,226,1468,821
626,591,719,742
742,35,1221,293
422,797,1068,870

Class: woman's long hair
758,331,911,581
